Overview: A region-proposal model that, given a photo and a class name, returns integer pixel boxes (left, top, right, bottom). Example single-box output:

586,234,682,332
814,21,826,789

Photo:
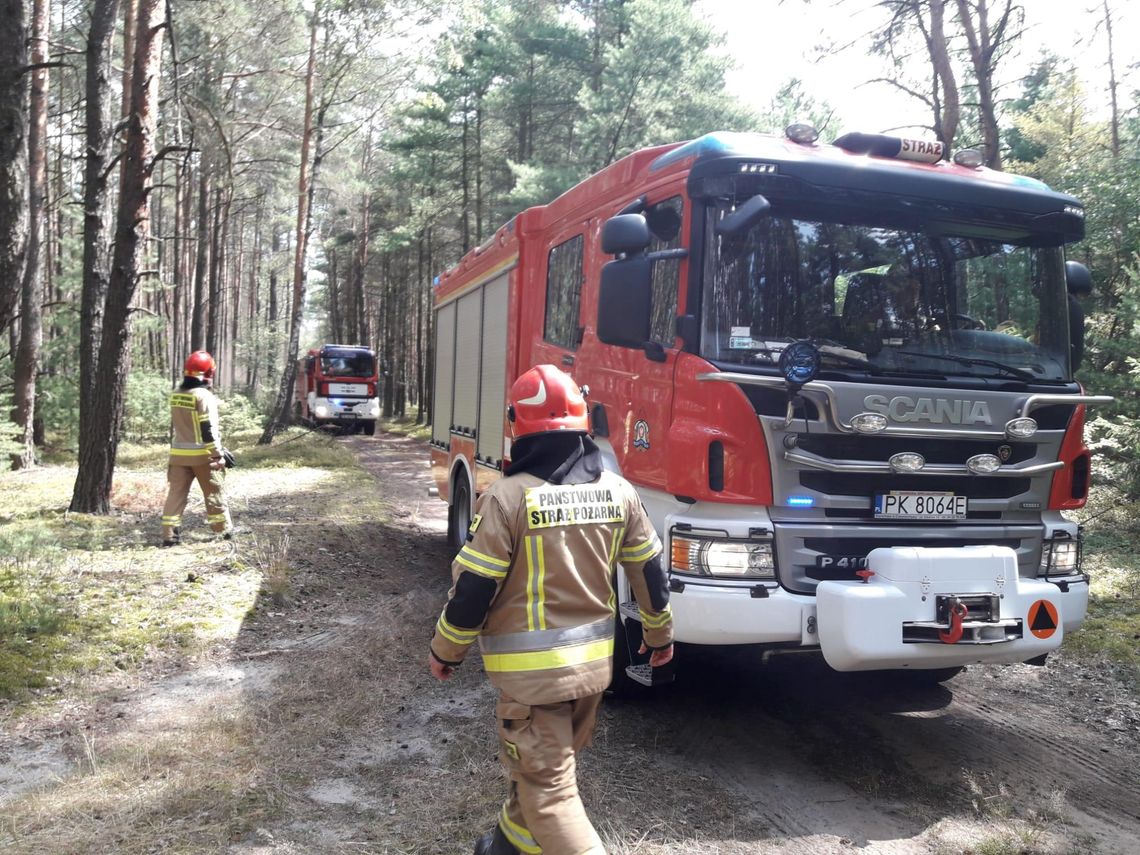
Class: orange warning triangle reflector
1028,599,1059,639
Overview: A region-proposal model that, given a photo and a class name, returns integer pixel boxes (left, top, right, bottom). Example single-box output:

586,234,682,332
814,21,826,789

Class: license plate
874,491,967,520
815,555,869,570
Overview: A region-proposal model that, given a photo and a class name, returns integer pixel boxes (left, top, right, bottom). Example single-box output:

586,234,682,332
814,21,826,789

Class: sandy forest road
341,433,1140,855
6,432,1136,854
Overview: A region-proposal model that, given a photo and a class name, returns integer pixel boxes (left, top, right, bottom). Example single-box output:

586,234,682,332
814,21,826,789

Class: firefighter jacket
168,379,224,467
430,468,672,705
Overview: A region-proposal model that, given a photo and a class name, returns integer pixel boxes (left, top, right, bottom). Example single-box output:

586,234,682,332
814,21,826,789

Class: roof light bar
832,132,945,163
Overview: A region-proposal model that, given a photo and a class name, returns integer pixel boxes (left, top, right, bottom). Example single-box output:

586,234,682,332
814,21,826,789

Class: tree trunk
70,0,165,514
259,6,319,443
191,163,209,348
1102,0,1119,157
927,0,960,149
78,0,120,433
956,0,1007,170
0,0,29,335
12,0,49,470
206,182,223,355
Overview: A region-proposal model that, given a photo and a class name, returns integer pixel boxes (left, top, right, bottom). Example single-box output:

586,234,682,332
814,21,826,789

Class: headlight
314,404,330,418
671,533,775,579
1040,535,1081,577
370,401,381,416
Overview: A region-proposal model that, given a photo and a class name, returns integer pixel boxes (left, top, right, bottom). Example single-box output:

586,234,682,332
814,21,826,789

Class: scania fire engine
295,344,381,435
429,126,1111,683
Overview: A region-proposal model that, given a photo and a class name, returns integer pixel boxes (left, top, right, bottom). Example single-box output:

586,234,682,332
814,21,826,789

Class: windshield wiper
892,350,1036,381
817,348,883,374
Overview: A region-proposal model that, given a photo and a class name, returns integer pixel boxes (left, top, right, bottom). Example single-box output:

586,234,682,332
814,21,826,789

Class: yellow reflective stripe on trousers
169,447,210,456
499,805,541,854
524,536,546,631
481,637,613,673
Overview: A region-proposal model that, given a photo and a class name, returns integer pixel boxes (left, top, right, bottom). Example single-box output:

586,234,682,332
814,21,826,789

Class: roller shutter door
478,274,509,464
452,291,482,434
432,302,456,445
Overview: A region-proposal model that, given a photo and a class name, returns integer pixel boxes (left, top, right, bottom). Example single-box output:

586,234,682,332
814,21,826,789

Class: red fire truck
429,126,1111,684
295,344,381,435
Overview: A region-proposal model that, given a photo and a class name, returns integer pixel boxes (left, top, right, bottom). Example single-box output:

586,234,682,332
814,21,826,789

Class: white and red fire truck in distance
429,124,1112,688
295,344,381,436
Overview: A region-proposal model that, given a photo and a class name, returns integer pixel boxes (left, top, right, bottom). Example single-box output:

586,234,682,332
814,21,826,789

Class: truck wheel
607,614,647,697
447,475,472,556
364,421,376,436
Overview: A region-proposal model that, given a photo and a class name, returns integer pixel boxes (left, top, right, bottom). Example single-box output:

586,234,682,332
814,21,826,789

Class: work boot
161,528,181,548
473,825,519,855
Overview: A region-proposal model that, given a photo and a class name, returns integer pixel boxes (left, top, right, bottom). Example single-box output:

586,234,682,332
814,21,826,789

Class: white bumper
816,546,1076,671
665,545,1087,671
308,394,380,421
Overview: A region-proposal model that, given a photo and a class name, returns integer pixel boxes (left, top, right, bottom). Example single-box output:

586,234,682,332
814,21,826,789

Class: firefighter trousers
495,691,606,855
162,462,231,538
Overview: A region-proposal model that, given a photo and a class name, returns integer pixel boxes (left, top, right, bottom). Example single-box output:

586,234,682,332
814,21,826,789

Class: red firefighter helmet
507,364,589,438
184,350,216,379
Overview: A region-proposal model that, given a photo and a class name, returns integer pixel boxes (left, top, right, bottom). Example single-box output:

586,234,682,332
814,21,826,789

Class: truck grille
795,434,1036,465
799,472,1031,500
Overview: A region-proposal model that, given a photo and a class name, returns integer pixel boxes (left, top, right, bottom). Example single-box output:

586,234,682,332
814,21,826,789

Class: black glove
222,448,236,469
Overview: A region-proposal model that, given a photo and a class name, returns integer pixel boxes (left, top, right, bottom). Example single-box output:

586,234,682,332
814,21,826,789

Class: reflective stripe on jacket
168,386,223,466
430,469,671,705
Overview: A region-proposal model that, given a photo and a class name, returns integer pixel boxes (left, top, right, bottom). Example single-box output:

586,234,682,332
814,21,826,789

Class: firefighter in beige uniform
429,364,673,855
160,350,233,545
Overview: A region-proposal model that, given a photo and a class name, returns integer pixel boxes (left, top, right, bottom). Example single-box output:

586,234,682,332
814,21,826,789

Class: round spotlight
889,452,925,473
953,148,985,168
779,341,820,387
1005,417,1038,439
851,412,888,434
966,453,1001,474
786,122,820,144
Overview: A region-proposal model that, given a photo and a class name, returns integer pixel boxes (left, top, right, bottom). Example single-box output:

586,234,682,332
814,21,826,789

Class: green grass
1065,489,1140,674
378,413,432,440
0,521,252,702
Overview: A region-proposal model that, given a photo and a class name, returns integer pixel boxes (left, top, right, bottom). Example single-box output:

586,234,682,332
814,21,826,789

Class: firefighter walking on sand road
160,350,233,546
428,364,674,855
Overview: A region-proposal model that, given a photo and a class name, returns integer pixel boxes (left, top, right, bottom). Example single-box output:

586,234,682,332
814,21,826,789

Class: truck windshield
700,207,1072,382
320,353,374,377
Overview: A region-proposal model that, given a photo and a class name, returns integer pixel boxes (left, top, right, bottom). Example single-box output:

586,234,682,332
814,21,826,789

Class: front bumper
310,395,380,422
666,545,1088,671
816,546,1078,671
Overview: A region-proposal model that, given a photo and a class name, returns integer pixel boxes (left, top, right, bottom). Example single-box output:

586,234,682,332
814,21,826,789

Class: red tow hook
939,600,969,644
855,569,875,584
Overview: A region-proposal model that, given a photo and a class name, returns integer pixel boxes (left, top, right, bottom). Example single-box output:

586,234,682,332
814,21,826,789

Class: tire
364,421,376,436
447,474,472,557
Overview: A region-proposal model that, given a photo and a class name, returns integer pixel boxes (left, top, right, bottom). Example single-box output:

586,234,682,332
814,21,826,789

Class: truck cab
295,344,381,435
431,126,1111,679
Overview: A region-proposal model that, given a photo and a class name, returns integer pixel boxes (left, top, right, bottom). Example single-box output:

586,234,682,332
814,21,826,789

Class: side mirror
1065,260,1092,296
715,194,771,236
597,256,652,347
602,214,651,256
